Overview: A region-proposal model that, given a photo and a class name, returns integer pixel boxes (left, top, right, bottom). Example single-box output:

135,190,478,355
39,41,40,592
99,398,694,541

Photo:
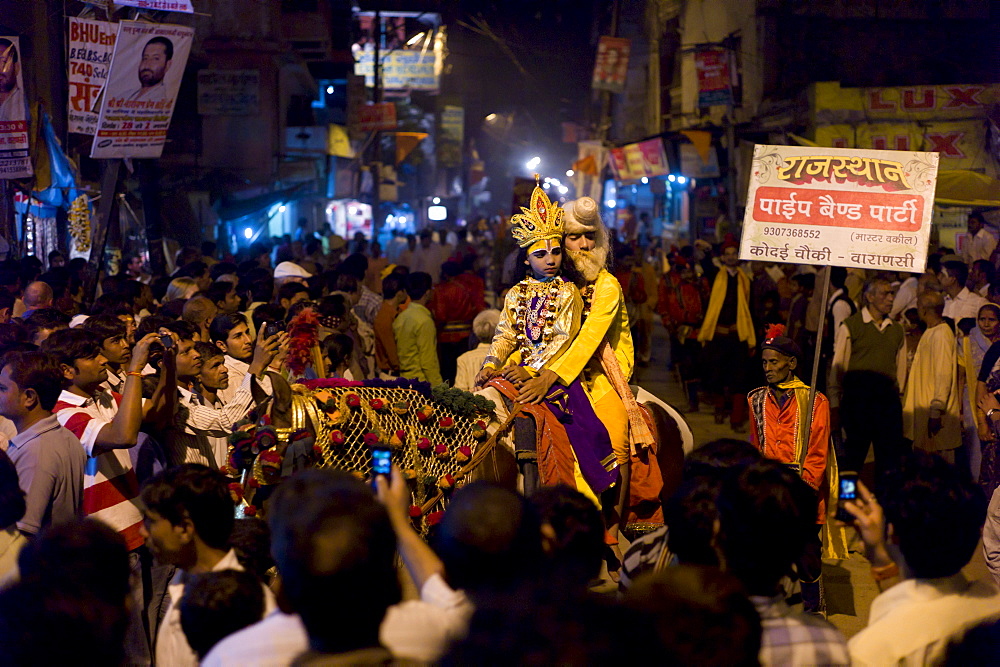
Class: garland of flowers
513,279,562,360
68,194,91,253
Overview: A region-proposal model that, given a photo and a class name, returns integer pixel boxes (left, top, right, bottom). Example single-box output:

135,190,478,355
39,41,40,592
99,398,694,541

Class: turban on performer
563,196,610,282
761,323,801,360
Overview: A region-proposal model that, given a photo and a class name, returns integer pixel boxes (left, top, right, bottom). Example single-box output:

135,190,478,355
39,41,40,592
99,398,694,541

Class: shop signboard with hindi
67,18,117,135
90,21,194,159
113,0,193,12
739,145,939,272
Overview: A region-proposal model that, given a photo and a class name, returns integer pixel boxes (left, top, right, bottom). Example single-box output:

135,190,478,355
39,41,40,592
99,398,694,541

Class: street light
485,113,497,122
641,177,648,184
526,156,541,170
279,205,287,213
677,176,688,184
326,85,335,95
432,197,441,204
566,169,574,177
406,32,426,46
244,228,253,239
558,186,568,195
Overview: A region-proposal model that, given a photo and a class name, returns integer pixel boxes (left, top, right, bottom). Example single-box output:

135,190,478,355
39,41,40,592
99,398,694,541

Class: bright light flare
244,228,253,239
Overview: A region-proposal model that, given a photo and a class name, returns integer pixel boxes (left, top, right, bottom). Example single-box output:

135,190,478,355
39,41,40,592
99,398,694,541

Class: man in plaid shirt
717,459,849,666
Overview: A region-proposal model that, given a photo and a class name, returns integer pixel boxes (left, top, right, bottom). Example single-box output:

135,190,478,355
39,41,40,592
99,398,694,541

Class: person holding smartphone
747,323,836,615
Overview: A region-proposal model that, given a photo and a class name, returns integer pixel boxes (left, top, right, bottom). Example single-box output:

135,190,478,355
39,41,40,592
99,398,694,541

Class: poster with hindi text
68,18,117,135
739,145,938,273
0,36,32,178
91,21,193,159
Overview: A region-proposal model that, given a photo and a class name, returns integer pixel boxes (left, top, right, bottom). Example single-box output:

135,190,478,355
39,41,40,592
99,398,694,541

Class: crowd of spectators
0,215,998,665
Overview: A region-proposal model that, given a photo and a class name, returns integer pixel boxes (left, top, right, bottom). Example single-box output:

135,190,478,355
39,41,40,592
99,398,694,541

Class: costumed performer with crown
475,179,619,502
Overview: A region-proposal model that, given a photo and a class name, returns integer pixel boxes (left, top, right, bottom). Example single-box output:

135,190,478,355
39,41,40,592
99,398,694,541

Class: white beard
566,247,607,284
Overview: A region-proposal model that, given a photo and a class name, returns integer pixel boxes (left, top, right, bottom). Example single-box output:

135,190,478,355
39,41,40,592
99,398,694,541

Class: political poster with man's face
91,21,194,159
0,36,32,178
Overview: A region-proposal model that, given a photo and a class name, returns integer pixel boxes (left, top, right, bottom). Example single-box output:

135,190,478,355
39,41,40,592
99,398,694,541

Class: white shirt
890,276,919,320
202,611,308,667
218,355,250,405
167,371,271,468
943,287,988,323
203,572,474,665
156,549,277,667
829,307,908,408
454,343,491,391
379,573,475,662
964,227,998,265
848,574,1000,666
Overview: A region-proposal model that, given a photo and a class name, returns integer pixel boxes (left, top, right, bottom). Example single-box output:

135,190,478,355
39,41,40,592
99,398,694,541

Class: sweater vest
843,310,903,380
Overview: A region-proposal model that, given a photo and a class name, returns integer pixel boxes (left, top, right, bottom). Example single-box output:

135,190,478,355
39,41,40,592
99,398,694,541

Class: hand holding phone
371,445,392,479
836,471,858,523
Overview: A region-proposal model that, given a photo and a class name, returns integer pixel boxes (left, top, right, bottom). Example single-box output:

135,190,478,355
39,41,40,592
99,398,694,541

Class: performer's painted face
762,348,796,385
525,241,562,279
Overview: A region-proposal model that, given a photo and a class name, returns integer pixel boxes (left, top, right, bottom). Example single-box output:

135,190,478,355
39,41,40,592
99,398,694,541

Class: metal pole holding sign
805,268,832,435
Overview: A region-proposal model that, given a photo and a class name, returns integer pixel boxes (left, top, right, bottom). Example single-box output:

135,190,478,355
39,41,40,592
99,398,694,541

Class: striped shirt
167,372,270,468
217,355,249,406
52,389,145,551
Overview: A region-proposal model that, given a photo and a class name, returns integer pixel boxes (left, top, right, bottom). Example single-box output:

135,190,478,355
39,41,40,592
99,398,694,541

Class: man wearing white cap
273,261,312,288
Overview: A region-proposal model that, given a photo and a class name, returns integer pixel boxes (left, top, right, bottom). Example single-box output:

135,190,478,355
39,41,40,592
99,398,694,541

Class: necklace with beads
514,278,562,358
580,283,596,319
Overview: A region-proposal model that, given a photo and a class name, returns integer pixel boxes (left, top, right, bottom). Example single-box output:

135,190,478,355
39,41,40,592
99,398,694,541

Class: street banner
438,105,463,168
91,21,194,159
354,51,438,91
113,0,193,13
197,70,260,116
739,145,939,272
609,138,669,181
0,36,32,178
358,102,396,131
592,36,630,94
695,48,732,108
573,140,606,202
68,18,117,135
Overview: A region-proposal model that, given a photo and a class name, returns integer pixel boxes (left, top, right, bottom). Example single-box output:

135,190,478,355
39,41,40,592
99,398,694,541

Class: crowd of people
0,198,999,665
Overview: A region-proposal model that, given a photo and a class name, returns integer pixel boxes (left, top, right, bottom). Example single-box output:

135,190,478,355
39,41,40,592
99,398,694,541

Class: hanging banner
438,105,463,168
740,145,938,272
357,102,396,131
592,36,630,94
91,21,194,159
695,48,732,108
68,18,117,135
0,36,31,178
112,0,193,13
573,140,606,202
609,138,669,181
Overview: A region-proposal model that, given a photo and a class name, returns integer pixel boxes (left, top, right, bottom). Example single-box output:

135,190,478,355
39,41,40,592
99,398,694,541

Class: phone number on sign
762,226,820,239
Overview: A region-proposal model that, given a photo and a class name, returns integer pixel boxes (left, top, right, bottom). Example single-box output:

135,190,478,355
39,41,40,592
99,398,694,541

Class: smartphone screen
839,473,858,501
372,446,391,477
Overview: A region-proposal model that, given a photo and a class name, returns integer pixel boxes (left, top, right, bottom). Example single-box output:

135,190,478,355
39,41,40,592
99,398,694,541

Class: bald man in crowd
182,296,219,343
20,281,53,319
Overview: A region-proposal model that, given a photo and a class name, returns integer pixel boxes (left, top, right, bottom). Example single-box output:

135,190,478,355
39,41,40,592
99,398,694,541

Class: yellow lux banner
813,119,989,171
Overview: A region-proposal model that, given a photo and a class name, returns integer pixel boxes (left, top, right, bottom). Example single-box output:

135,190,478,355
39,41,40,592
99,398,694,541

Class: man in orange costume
747,324,831,615
656,255,706,412
428,260,486,384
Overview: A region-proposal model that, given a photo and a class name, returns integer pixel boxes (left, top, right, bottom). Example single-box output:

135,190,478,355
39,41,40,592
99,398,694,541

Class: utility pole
371,9,382,239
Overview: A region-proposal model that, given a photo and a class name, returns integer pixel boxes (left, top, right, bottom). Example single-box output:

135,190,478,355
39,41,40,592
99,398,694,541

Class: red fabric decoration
243,505,258,517
765,323,786,341
408,505,423,518
285,307,321,376
426,511,445,526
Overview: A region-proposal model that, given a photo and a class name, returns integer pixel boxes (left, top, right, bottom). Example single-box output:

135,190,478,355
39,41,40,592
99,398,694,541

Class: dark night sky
445,0,608,192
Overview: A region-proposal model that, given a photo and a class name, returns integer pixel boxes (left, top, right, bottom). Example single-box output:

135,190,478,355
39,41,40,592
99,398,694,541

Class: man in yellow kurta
903,291,962,459
517,196,655,557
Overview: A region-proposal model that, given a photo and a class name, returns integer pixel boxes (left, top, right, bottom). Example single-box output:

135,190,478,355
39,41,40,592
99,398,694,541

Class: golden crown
510,176,564,249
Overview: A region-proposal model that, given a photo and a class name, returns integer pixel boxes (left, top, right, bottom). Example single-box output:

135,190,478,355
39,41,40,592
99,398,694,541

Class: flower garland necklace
514,278,562,357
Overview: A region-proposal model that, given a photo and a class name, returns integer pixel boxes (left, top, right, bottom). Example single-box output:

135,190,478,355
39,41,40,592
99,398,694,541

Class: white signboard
740,145,939,272
353,50,438,91
197,69,260,116
68,18,117,135
113,0,193,13
0,36,32,178
91,21,194,159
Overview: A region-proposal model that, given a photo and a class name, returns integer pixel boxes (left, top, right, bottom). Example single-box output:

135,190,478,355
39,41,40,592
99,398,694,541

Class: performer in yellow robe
476,184,619,498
